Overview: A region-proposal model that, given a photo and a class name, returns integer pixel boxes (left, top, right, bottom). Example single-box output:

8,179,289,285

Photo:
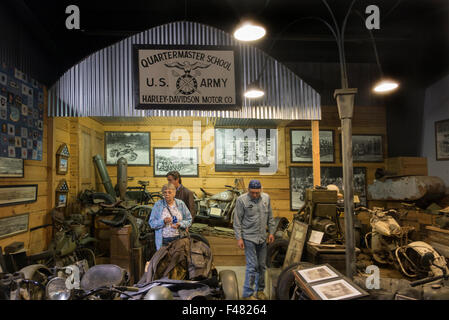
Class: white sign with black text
134,45,239,110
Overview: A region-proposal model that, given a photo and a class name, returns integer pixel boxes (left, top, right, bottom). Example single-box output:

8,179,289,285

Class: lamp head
373,79,399,94
244,81,265,98
233,20,266,42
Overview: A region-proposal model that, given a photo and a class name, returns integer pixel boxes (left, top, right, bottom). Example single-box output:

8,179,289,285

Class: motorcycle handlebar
114,286,139,292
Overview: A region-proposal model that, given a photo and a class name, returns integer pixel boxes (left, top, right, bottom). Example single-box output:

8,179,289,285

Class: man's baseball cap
248,179,262,189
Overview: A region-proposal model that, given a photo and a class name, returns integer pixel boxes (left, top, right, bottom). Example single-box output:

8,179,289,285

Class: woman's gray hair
161,183,176,193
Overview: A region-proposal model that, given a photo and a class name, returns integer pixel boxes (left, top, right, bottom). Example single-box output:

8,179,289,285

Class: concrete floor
215,266,281,299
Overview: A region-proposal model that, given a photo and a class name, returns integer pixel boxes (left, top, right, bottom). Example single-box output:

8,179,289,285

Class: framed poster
133,45,241,110
341,134,384,162
289,166,367,210
104,131,151,166
214,127,277,172
435,119,449,160
290,129,334,163
153,147,199,177
0,156,24,177
283,220,309,268
0,184,37,207
0,213,29,239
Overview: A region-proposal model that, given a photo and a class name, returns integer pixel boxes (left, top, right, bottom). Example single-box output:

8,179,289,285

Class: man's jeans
242,239,267,298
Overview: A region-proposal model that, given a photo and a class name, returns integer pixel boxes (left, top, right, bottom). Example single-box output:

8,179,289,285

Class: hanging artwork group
0,63,44,160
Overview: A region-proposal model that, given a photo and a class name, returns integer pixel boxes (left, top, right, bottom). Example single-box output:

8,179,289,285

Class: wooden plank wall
101,104,387,220
0,88,51,254
287,105,388,214
0,104,388,258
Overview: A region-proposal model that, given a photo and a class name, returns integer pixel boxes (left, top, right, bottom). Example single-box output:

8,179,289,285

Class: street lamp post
321,0,358,279
235,0,397,279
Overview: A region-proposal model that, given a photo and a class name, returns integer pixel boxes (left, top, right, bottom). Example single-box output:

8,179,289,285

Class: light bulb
234,23,266,41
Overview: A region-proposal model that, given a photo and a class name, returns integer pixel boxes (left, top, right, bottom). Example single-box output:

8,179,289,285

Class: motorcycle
26,209,97,269
194,178,245,227
358,206,449,279
109,144,138,162
45,263,134,300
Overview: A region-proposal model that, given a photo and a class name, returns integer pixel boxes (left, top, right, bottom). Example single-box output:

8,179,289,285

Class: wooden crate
425,226,449,247
386,157,428,176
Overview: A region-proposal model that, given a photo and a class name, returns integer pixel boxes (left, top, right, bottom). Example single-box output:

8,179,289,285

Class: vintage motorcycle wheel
219,270,239,300
127,152,138,162
266,239,289,268
75,248,96,268
189,233,210,247
276,262,314,300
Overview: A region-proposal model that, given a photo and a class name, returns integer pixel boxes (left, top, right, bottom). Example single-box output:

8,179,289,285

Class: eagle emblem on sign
164,61,210,95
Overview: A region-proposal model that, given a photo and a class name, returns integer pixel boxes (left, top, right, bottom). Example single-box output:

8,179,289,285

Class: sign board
133,45,241,110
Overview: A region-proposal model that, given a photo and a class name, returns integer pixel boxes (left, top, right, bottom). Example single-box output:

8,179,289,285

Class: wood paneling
1,102,388,256
0,88,52,254
100,107,387,219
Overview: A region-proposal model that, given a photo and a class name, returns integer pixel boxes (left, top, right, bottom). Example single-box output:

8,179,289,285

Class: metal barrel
93,154,116,198
117,157,128,200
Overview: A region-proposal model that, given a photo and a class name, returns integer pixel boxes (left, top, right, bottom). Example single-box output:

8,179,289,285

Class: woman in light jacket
149,183,192,250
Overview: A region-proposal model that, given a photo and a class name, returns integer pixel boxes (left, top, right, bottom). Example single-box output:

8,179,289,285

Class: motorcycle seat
99,212,127,227
99,200,123,208
81,264,128,291
138,180,149,187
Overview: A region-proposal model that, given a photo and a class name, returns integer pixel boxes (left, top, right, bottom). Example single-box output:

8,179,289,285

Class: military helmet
144,286,173,300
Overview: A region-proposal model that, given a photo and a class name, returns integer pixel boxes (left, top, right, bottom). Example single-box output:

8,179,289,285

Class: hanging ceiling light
233,21,266,41
244,81,265,98
373,79,399,93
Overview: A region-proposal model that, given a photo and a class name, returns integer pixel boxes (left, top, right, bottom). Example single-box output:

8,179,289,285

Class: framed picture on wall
290,129,334,163
214,127,278,172
289,166,367,210
290,166,314,210
153,147,199,177
0,157,24,178
341,134,384,162
0,213,29,239
0,184,38,207
435,119,449,160
104,131,151,166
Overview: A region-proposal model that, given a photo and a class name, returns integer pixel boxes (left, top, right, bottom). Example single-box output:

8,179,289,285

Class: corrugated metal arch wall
48,21,321,120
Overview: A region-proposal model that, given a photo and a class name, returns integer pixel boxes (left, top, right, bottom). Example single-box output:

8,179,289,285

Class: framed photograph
311,279,364,300
289,167,314,211
293,264,369,300
289,166,367,210
321,167,367,207
297,265,339,283
283,220,309,268
0,157,24,178
341,134,384,162
56,193,67,208
56,143,70,175
153,147,199,177
214,128,277,172
0,213,29,239
435,119,449,160
290,129,334,163
0,184,37,207
104,131,151,166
